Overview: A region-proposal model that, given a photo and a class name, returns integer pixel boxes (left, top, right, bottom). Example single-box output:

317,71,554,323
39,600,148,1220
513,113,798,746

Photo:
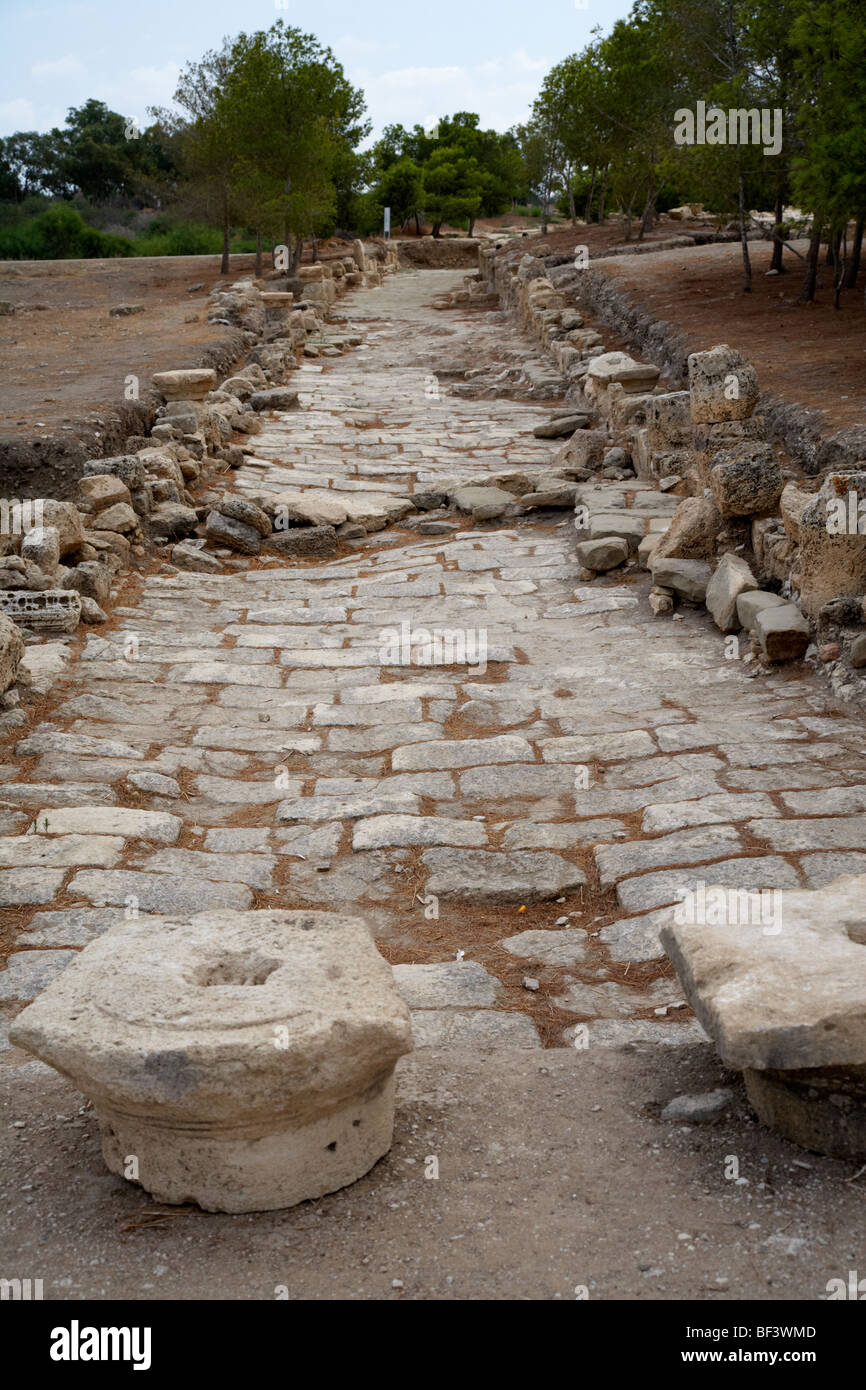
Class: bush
0,203,133,259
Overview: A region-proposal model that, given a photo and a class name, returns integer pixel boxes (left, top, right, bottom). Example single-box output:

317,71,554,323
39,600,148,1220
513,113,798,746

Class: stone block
152,369,216,401
39,501,84,558
649,557,712,602
9,909,413,1212
736,590,786,631
575,537,629,572
755,603,810,661
21,526,59,574
798,471,866,617
0,611,24,692
709,442,783,517
705,552,758,631
688,344,760,423
0,588,81,634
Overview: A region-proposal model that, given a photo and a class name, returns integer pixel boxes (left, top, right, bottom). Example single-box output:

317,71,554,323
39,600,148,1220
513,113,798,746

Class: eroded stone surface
9,910,412,1212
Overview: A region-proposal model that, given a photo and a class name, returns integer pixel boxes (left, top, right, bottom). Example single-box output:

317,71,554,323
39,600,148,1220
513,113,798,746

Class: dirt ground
4,1046,864,1302
0,253,261,434
513,223,866,432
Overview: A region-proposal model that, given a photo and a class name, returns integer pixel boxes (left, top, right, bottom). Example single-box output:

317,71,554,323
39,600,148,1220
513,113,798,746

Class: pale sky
1,0,633,139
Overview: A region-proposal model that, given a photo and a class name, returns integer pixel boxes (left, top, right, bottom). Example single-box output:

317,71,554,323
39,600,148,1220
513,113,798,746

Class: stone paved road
3,267,866,1056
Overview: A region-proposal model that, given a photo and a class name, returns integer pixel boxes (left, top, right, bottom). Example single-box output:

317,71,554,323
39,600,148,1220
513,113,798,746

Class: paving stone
136,848,275,891
0,783,118,807
599,913,669,962
641,793,778,833
353,815,487,850
195,776,294,804
0,833,123,868
615,857,799,914
327,723,443,754
16,730,144,759
17,907,127,947
272,824,344,858
0,950,77,1002
748,816,866,852
31,806,182,843
656,721,804,753
780,786,866,815
422,849,586,903
393,961,499,1008
539,731,655,762
563,1019,708,1048
557,977,682,1017
497,928,589,966
393,734,532,772
0,869,67,905
277,792,420,823
127,771,181,797
595,826,742,888
501,818,626,849
410,1009,541,1048
798,852,866,887
67,870,254,913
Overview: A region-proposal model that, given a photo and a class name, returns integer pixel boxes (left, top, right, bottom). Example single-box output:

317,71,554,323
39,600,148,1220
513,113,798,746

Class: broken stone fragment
575,537,629,572
149,503,198,542
170,539,223,573
0,612,24,692
0,588,82,634
8,909,413,1212
78,474,132,512
651,496,722,564
250,387,300,412
82,455,145,490
38,500,85,557
649,557,712,602
152,369,216,401
754,603,810,661
205,510,261,555
450,486,514,521
705,552,758,632
658,874,866,1159
660,1089,735,1124
709,442,783,518
532,413,589,438
798,471,866,617
217,495,271,537
92,502,138,534
735,589,786,631
20,527,59,576
266,526,337,558
688,344,760,423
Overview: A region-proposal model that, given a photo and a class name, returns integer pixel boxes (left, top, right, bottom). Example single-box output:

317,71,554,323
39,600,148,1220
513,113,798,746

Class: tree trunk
623,192,636,243
844,214,865,289
255,227,263,278
221,196,230,275
799,221,822,303
737,171,751,292
638,176,656,242
834,231,847,309
468,214,476,237
568,181,576,227
825,227,842,265
597,164,609,224
770,188,785,273
414,211,421,236
584,164,597,222
432,221,442,238
311,234,319,263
